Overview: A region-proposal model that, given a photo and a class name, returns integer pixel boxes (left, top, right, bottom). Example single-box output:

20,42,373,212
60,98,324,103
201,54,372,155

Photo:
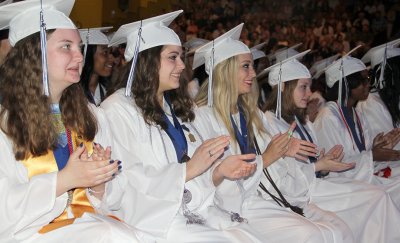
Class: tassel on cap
207,40,215,107
125,21,143,97
39,0,49,96
275,63,282,119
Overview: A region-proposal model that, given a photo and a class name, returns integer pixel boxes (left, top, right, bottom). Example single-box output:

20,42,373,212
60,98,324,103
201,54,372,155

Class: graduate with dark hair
0,0,140,242
358,40,400,176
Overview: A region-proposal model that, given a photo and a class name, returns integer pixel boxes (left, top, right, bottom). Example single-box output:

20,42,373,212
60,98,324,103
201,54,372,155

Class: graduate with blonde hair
193,24,352,243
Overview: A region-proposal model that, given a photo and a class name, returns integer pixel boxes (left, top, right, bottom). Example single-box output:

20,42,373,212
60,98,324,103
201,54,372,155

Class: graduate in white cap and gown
79,27,114,106
261,51,400,243
357,40,400,175
0,0,140,242
193,23,351,243
256,43,305,111
313,51,400,205
101,11,264,242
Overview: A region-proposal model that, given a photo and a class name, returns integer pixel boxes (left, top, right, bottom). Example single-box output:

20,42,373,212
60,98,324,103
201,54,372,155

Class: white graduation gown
264,111,400,243
193,106,352,243
0,104,140,243
357,92,400,172
314,101,400,205
101,89,261,243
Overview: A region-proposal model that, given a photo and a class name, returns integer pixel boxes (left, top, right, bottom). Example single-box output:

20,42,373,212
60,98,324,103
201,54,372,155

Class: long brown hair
108,45,194,129
196,55,267,146
0,31,97,160
262,79,307,124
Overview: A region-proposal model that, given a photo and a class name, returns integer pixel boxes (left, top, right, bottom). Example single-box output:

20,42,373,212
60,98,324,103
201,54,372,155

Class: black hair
192,63,208,86
0,29,8,41
325,71,367,103
373,55,400,126
80,45,111,104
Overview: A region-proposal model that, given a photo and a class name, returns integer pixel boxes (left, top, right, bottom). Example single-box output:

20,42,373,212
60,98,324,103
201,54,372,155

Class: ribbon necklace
230,105,256,154
294,116,325,178
336,102,365,152
51,104,73,169
161,95,190,163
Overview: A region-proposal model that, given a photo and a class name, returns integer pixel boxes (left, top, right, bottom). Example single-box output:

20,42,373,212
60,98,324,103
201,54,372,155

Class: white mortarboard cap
258,50,311,86
193,23,249,73
79,27,112,46
183,38,209,55
193,23,249,106
324,56,366,88
109,10,183,62
323,45,366,107
0,0,76,46
107,32,115,42
361,39,400,89
361,38,400,67
0,0,76,97
274,43,302,63
310,54,340,79
79,26,112,64
259,50,311,119
370,47,400,68
250,42,266,61
0,0,13,7
109,10,182,97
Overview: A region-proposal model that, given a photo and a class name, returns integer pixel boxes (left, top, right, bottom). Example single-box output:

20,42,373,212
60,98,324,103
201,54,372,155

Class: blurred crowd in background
169,0,400,67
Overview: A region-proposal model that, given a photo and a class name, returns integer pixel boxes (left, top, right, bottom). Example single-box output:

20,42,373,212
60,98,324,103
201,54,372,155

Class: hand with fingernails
373,131,400,161
286,136,319,162
85,142,122,198
261,122,295,167
56,143,121,199
262,122,318,166
212,154,257,186
314,145,355,172
379,128,400,149
185,135,230,182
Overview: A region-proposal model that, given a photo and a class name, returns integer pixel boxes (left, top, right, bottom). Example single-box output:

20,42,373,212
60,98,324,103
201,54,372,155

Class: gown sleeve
313,103,375,182
0,131,69,241
85,104,126,214
261,111,315,207
192,106,263,213
101,92,186,238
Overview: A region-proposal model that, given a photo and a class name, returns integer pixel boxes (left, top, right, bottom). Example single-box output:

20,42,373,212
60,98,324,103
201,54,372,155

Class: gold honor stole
21,131,95,234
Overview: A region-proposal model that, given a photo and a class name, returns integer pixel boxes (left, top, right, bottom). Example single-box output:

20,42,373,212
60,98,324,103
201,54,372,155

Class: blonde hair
195,55,266,146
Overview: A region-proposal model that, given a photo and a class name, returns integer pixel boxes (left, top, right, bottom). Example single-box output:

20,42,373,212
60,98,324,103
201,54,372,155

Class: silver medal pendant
183,188,192,204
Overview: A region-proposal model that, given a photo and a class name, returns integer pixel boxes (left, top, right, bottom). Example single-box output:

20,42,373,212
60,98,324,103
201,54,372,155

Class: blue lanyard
230,105,256,154
294,116,325,178
294,119,314,144
162,95,189,163
338,104,366,152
